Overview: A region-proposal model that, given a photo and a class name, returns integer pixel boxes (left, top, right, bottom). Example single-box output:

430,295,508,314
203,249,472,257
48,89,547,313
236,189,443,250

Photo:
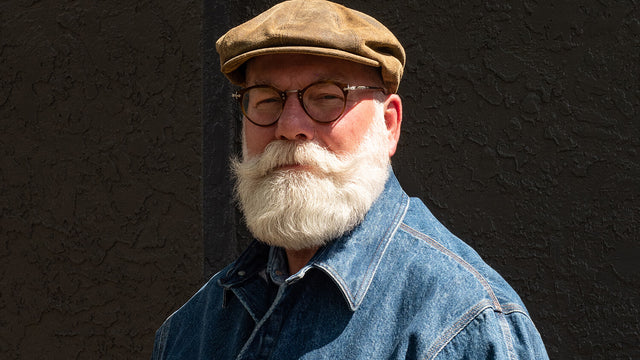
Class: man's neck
285,247,320,275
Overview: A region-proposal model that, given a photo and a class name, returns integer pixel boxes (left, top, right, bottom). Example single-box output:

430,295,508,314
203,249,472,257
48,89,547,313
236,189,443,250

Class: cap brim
220,46,381,78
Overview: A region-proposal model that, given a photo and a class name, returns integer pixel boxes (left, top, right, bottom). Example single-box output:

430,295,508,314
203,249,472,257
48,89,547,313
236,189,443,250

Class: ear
383,94,402,157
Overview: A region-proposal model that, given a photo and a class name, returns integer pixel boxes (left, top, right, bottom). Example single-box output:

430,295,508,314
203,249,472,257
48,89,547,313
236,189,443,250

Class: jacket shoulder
380,197,547,358
151,265,232,359
396,196,526,309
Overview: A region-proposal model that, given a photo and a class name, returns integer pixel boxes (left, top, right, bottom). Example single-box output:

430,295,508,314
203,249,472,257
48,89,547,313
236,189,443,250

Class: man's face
232,54,402,250
242,54,395,159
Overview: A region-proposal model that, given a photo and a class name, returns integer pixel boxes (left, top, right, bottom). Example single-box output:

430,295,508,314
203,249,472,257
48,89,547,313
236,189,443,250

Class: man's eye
309,93,343,102
253,96,282,110
322,94,342,100
256,97,280,105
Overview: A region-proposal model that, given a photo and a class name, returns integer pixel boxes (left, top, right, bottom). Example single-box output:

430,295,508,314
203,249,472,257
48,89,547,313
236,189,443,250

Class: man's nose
274,94,315,141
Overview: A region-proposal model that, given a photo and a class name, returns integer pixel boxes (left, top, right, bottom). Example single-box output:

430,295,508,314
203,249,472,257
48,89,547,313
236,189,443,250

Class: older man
152,1,548,359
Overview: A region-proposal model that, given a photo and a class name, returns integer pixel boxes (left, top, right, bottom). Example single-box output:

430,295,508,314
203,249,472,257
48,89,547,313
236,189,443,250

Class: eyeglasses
232,81,385,127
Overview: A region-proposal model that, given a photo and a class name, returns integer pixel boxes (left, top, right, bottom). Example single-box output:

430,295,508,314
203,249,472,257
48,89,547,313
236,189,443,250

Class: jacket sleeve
150,317,171,360
432,307,549,360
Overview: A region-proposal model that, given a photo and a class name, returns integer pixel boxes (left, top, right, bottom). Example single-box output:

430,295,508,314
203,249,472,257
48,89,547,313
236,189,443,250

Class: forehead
244,54,382,87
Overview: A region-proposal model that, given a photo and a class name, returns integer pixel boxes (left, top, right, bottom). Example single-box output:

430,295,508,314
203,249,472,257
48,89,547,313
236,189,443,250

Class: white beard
232,104,391,250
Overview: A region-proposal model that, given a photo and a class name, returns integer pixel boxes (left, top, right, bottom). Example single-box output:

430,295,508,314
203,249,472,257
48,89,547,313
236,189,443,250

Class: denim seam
497,308,518,360
313,263,353,308
235,284,287,359
400,223,522,359
399,223,502,311
352,192,410,306
501,303,528,315
421,300,494,360
316,192,410,311
502,303,546,348
231,287,261,323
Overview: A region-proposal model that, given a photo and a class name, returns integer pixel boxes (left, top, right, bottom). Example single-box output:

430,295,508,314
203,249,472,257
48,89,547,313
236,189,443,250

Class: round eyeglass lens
242,86,283,126
302,82,346,122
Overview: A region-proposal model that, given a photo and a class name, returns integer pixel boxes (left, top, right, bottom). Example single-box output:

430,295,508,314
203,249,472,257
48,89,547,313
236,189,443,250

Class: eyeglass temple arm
343,85,386,93
232,84,385,99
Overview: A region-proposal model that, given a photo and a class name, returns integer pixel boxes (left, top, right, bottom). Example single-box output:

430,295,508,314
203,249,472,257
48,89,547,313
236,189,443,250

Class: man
152,0,549,359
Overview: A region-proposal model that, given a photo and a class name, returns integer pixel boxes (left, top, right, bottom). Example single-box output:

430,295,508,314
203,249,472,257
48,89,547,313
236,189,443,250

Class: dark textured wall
2,0,638,359
204,1,639,359
386,2,640,358
1,1,202,358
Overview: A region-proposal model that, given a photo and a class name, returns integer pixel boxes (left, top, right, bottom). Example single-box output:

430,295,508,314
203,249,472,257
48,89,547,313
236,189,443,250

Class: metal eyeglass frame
231,80,385,127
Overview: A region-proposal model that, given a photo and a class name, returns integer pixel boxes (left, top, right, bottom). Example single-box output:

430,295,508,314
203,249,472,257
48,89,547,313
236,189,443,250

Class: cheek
243,122,275,157
323,106,378,153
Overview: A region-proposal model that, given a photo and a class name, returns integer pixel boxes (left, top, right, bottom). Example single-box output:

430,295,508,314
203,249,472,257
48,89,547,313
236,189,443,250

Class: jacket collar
304,171,408,310
220,170,410,311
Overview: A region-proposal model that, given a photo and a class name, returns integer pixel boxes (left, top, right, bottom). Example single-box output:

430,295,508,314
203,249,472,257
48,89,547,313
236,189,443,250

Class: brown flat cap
216,0,406,93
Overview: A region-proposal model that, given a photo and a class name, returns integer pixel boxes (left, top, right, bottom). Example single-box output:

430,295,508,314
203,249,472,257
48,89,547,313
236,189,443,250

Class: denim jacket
152,172,548,359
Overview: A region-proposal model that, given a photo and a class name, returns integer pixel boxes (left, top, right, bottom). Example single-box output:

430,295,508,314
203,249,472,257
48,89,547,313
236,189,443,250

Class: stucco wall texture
386,2,640,358
1,1,202,358
2,0,638,359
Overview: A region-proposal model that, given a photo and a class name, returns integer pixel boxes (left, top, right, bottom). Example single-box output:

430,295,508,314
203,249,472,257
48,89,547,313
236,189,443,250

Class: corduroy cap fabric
216,0,406,93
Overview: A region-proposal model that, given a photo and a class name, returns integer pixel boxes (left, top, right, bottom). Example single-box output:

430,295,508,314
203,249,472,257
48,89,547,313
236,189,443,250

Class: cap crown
216,0,405,93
